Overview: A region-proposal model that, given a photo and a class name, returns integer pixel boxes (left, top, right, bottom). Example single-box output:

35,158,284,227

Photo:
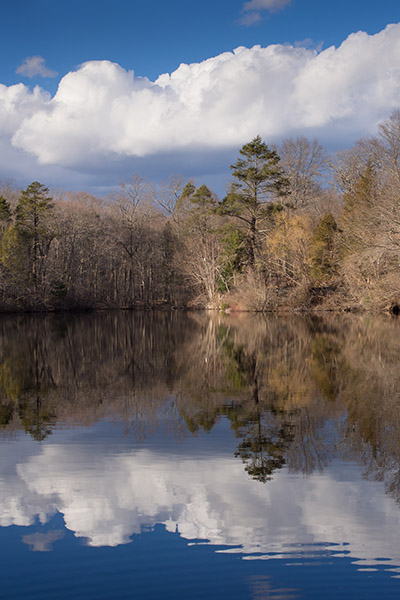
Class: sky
1,0,400,195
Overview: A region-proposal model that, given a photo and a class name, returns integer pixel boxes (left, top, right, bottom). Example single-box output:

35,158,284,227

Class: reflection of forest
1,310,400,499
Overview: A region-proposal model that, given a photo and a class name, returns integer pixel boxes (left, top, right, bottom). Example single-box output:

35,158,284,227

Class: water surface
0,311,400,599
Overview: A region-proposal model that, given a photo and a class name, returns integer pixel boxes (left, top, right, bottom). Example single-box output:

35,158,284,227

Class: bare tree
278,137,328,210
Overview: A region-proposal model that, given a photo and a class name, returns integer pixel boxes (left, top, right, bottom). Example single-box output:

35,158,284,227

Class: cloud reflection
22,529,64,552
0,427,398,573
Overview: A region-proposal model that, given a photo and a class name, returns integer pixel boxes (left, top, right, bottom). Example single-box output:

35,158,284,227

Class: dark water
0,310,400,599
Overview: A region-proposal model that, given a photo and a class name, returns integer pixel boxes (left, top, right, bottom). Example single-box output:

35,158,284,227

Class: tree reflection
235,416,293,483
0,311,399,500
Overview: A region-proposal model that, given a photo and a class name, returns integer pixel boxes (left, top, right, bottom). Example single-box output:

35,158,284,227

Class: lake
0,310,400,599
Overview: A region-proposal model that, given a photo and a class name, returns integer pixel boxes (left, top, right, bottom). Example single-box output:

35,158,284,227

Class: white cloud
239,11,263,26
1,24,400,189
16,56,58,79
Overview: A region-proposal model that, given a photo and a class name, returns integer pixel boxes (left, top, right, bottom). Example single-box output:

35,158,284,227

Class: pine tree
15,182,54,292
219,136,288,268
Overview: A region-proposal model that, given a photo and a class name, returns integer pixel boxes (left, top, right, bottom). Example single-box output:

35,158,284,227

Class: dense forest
1,110,400,312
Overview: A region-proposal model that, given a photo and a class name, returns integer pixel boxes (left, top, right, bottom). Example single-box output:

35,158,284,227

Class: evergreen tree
219,136,288,268
15,182,54,292
0,196,11,228
185,184,217,238
309,214,338,283
218,225,246,293
341,162,379,254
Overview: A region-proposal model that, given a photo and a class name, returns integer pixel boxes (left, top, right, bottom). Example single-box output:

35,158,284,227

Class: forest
1,110,400,313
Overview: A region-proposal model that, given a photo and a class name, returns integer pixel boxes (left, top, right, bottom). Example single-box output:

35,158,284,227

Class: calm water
1,310,400,599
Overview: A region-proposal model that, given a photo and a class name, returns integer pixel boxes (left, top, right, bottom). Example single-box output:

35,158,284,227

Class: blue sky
1,0,400,194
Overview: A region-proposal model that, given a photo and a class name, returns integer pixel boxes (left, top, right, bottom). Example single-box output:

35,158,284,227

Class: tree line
1,110,400,312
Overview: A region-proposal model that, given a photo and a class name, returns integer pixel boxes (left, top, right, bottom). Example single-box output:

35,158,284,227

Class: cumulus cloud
16,56,58,79
1,24,400,187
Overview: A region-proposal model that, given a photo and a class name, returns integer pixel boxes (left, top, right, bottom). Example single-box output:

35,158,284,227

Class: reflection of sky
1,421,400,574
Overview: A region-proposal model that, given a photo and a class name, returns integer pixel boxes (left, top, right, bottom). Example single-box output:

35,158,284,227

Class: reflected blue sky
7,515,397,600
